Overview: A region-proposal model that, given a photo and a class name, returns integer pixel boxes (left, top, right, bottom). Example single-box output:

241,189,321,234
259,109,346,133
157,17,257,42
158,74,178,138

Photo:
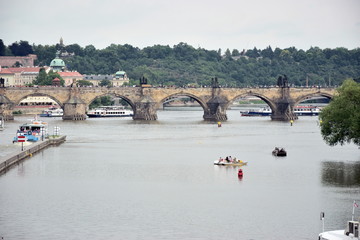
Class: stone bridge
0,86,335,121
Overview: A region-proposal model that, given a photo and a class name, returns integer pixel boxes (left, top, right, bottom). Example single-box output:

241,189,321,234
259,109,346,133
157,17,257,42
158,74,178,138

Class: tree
320,79,360,146
99,79,112,87
77,80,93,86
9,40,34,56
33,69,64,86
0,39,6,56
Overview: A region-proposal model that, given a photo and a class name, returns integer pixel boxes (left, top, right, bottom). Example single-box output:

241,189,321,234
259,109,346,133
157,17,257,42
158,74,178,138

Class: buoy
290,120,294,126
29,153,32,157
217,122,222,127
238,169,243,177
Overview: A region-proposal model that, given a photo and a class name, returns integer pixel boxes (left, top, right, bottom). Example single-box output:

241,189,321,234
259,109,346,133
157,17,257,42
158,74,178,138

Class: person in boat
218,157,223,163
225,156,229,162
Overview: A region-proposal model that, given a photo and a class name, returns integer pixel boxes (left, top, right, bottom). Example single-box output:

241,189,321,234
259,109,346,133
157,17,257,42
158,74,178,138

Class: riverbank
0,135,66,173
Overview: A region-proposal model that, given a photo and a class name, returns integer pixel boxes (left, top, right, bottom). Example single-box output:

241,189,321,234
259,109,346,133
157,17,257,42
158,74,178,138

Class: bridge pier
133,97,158,121
203,97,228,121
0,95,14,120
62,92,87,120
271,89,298,121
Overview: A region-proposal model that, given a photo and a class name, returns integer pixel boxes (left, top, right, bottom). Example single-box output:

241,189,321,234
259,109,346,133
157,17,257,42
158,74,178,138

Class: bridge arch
16,93,64,107
227,92,276,112
87,93,136,111
157,93,208,110
293,92,333,106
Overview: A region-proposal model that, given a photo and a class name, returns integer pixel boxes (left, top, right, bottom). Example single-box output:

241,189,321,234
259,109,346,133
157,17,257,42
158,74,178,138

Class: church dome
50,58,65,67
115,70,125,76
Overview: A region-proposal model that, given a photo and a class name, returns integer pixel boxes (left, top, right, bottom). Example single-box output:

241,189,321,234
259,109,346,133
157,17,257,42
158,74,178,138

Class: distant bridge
0,86,336,121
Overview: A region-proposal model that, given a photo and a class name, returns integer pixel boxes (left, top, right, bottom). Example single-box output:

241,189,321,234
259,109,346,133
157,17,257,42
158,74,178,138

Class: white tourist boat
13,118,48,143
87,106,133,118
240,105,322,116
40,107,63,117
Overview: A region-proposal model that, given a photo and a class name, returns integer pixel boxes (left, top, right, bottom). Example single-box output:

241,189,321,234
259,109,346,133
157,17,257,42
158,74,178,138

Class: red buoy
238,169,243,177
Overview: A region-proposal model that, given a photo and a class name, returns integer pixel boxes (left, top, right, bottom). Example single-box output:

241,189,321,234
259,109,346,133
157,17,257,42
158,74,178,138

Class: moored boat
40,107,63,117
0,116,4,131
319,201,359,240
87,106,133,118
13,118,48,143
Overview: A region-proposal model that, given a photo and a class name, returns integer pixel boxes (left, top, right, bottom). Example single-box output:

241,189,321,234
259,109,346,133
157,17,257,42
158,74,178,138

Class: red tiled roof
58,71,82,77
6,67,42,73
0,68,14,74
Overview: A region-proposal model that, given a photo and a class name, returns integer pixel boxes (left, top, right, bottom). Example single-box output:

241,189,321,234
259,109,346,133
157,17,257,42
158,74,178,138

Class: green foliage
89,96,114,109
33,69,64,86
8,40,33,56
320,79,360,146
77,80,93,86
0,39,6,56
99,79,112,87
4,38,357,87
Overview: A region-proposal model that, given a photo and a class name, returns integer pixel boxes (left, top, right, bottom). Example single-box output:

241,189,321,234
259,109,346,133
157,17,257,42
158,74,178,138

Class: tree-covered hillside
1,40,359,87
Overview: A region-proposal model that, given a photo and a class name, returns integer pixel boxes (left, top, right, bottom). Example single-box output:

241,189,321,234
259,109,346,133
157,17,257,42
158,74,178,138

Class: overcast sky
1,0,359,51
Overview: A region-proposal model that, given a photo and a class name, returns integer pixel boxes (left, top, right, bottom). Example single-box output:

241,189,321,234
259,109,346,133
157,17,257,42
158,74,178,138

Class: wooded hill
1,40,359,87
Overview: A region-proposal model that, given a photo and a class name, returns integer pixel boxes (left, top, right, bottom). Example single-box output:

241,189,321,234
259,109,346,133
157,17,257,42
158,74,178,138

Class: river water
0,107,359,240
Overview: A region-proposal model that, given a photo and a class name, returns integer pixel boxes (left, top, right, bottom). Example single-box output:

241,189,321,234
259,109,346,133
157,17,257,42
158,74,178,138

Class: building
0,54,37,67
83,70,130,86
58,71,83,86
0,66,50,86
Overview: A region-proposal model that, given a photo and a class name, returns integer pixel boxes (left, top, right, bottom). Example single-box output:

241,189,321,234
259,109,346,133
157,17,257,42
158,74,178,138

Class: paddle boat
214,157,248,166
272,147,287,157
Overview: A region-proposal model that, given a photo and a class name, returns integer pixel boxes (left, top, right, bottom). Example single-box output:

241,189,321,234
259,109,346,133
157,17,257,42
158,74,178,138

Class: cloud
1,0,359,50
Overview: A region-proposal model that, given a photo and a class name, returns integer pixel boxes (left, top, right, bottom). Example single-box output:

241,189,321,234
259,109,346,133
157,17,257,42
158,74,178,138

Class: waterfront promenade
0,135,66,173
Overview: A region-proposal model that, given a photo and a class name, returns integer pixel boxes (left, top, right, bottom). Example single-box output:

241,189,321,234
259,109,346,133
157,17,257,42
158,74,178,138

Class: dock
0,135,66,173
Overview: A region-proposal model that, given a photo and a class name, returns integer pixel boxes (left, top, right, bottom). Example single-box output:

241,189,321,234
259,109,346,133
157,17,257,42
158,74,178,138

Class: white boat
319,221,359,240
240,105,321,116
87,106,133,118
40,107,63,117
13,118,48,143
0,116,4,130
319,202,359,240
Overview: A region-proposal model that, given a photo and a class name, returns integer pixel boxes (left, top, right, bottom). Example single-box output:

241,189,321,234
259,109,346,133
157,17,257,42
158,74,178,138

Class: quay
0,135,66,173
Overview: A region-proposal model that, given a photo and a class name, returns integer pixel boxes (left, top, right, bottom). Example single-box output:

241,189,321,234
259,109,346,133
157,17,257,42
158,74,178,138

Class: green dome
115,71,125,76
50,58,65,67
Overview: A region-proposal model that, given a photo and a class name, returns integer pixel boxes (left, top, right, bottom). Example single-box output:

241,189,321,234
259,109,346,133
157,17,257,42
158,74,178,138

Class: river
0,107,359,240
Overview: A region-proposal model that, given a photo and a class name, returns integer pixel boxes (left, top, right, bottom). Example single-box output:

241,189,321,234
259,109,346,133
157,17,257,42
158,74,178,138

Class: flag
354,202,359,208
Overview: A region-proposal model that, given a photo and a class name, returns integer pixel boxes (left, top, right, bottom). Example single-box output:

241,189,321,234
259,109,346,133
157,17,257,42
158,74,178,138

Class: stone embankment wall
0,136,66,173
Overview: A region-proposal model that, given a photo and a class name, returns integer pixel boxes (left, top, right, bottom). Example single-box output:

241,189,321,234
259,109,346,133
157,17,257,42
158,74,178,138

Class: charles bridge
0,85,335,121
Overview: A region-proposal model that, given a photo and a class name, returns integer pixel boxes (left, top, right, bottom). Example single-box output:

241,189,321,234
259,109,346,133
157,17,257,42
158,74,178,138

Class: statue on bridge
139,76,148,85
211,77,219,88
277,74,289,88
0,78,4,88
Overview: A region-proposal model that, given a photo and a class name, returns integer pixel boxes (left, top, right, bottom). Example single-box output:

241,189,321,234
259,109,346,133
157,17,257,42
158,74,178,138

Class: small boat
13,119,48,143
87,106,133,118
40,107,63,117
214,158,248,166
272,147,287,156
240,105,322,117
